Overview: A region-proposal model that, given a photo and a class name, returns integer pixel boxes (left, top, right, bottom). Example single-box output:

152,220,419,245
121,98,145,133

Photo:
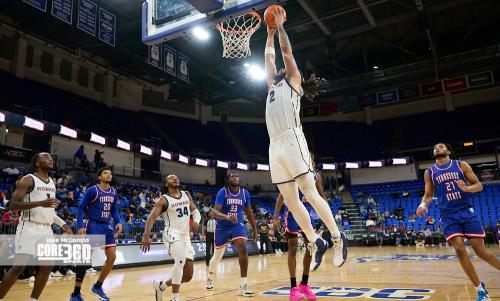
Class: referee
205,211,216,266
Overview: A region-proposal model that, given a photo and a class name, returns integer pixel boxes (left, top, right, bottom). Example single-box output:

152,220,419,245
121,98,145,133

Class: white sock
208,247,225,274
296,173,341,238
30,298,38,301
475,283,484,291
240,277,248,288
172,292,180,300
160,281,167,290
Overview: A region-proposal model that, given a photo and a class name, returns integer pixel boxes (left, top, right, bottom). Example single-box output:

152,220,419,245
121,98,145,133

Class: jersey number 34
176,207,189,217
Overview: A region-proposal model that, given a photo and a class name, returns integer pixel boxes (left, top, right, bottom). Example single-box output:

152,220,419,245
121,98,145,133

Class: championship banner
51,0,73,24
467,70,494,87
419,81,443,96
98,8,116,46
162,44,177,77
443,76,468,92
177,52,190,83
358,94,376,106
319,101,338,116
147,44,162,69
376,89,398,104
23,0,47,12
77,0,97,36
397,86,419,100
302,105,319,117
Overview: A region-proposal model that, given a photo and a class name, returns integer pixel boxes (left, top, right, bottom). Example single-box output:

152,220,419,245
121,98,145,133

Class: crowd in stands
352,180,500,247
1,163,499,251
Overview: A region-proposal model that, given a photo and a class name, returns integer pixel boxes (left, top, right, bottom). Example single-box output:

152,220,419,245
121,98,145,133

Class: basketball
264,4,286,28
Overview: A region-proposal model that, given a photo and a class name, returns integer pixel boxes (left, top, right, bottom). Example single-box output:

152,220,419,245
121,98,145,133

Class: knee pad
75,265,90,283
171,254,186,285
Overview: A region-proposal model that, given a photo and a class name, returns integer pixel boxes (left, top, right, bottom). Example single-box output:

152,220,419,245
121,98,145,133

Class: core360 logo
37,237,92,264
261,287,434,300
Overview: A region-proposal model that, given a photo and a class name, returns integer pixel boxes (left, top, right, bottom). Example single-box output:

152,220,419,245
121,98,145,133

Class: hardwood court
5,245,499,300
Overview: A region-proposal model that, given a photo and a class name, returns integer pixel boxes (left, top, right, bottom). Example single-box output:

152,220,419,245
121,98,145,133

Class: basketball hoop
216,12,261,59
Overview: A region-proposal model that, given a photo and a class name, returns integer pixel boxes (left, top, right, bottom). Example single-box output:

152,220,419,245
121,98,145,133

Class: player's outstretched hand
273,216,280,230
227,215,237,223
141,236,151,253
77,228,86,235
416,204,428,217
267,26,277,36
40,198,58,208
272,7,286,28
191,222,199,234
455,180,468,192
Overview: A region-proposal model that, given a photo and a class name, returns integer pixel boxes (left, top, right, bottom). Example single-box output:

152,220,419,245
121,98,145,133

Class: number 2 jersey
214,187,250,230
161,191,191,239
77,185,120,229
429,159,472,214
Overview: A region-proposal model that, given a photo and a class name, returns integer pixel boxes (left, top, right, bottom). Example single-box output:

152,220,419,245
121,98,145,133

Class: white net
216,12,261,59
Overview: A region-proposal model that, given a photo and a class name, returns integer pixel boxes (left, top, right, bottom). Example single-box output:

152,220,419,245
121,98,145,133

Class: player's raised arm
417,170,435,217
8,175,57,210
274,9,301,91
456,161,483,193
265,26,278,88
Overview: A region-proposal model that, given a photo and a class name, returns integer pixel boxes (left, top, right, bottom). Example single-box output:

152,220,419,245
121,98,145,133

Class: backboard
142,0,285,45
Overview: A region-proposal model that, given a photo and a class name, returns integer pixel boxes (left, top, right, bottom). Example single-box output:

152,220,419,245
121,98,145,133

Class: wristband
265,47,275,55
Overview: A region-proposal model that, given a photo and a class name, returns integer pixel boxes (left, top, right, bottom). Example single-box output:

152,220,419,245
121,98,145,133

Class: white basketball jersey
265,78,303,139
161,191,191,237
21,174,57,225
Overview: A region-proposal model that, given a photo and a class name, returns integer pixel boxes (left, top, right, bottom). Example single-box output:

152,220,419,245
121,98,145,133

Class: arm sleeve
214,189,225,207
77,187,94,229
53,214,66,227
111,194,121,225
244,189,251,207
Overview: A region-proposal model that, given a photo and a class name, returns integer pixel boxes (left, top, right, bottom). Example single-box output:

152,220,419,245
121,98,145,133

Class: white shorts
163,230,195,260
15,221,54,256
269,128,313,184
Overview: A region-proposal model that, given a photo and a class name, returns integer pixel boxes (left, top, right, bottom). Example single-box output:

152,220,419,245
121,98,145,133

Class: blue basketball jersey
214,187,250,230
429,159,471,214
77,185,121,229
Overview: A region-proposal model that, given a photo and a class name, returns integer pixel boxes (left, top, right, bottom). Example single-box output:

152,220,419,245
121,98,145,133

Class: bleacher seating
351,180,500,231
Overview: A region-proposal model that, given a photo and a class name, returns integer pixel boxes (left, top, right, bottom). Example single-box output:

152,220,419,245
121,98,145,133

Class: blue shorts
441,208,485,241
86,220,116,248
285,208,315,235
214,224,247,248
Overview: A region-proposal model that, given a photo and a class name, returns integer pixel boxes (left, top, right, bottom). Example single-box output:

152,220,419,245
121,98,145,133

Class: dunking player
0,153,72,301
206,172,258,297
71,167,122,301
417,143,500,301
141,175,200,301
264,7,346,269
273,155,326,301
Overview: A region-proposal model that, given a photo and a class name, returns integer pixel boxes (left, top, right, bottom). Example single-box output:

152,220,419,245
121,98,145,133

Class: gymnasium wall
350,164,418,185
51,135,137,177
160,160,216,185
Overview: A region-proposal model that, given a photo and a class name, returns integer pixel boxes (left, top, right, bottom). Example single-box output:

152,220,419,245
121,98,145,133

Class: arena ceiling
1,0,499,105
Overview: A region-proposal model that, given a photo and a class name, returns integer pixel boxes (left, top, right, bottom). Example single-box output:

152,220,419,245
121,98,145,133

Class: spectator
94,149,104,171
423,227,432,246
258,216,270,255
426,216,435,231
73,145,85,166
2,165,20,175
496,224,500,245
